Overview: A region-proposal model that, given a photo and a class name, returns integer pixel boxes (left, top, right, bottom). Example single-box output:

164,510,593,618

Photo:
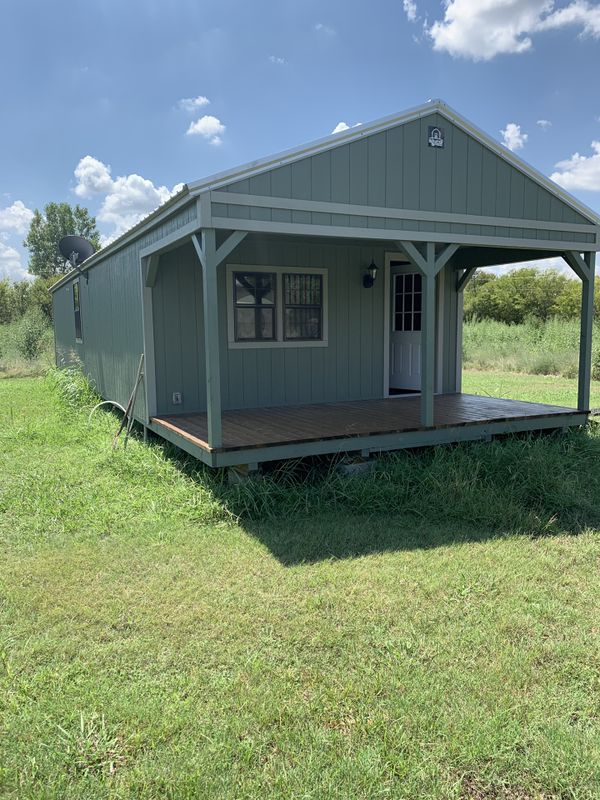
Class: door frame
383,251,445,398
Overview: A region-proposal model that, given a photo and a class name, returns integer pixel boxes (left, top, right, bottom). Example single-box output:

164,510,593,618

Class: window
283,274,323,340
73,279,83,342
394,272,422,333
227,266,327,348
233,272,276,341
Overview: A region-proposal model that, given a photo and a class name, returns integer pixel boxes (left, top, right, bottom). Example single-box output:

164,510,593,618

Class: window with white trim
227,265,328,348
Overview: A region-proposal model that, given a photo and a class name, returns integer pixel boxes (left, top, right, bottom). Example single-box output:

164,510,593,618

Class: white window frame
226,264,328,349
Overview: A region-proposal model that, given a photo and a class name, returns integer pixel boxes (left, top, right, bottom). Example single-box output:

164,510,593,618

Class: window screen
283,274,322,340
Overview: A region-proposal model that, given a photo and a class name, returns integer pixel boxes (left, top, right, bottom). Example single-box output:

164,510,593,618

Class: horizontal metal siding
52,203,197,418
214,113,593,237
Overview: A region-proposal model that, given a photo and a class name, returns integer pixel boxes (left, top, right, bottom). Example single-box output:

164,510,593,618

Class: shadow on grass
154,424,600,566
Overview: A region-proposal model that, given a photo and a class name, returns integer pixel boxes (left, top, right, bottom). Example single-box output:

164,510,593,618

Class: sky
1,0,600,281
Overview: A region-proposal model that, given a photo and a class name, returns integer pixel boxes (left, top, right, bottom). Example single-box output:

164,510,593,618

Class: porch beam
395,240,427,273
434,243,460,273
457,266,477,293
215,230,248,266
578,252,596,412
193,230,222,448
138,219,201,261
563,251,591,282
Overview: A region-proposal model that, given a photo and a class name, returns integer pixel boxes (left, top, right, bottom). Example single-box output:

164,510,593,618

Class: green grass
463,318,600,380
1,374,600,798
463,368,600,409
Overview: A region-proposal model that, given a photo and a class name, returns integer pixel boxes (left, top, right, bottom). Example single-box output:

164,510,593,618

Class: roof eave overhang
49,184,193,292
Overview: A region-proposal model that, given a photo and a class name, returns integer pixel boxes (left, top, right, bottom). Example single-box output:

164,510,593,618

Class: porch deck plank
151,393,583,455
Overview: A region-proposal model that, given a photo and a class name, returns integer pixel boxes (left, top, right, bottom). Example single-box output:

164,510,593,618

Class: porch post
421,243,436,428
578,252,595,412
195,229,222,448
396,241,458,428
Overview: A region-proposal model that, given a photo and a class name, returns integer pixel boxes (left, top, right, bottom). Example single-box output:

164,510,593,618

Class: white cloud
315,22,336,35
178,95,210,113
551,140,600,191
186,114,225,145
73,155,114,198
268,55,286,64
500,122,528,151
403,0,418,22
0,241,29,282
73,156,183,239
0,200,34,235
537,118,552,129
428,0,600,61
331,121,362,134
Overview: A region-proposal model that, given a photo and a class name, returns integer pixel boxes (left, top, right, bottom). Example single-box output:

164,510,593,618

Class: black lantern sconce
363,260,378,288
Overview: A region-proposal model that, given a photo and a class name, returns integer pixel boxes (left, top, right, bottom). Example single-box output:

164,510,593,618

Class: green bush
13,309,50,361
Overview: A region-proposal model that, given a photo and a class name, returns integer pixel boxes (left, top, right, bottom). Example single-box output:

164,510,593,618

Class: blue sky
1,0,600,280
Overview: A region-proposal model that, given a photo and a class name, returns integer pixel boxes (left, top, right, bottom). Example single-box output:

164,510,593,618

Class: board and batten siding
53,202,197,419
151,235,459,415
211,113,595,246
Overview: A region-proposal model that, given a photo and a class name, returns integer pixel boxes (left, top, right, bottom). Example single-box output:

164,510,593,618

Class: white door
390,267,422,392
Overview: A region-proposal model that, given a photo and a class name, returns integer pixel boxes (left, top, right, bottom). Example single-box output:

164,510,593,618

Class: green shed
51,99,599,468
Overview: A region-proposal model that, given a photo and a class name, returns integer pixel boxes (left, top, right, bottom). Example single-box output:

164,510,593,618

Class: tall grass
464,317,600,378
0,314,54,377
35,367,600,546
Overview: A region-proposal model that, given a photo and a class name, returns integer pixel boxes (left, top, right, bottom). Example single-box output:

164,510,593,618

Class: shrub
13,309,50,361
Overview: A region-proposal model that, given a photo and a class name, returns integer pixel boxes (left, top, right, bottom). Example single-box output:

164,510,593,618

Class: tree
23,202,100,278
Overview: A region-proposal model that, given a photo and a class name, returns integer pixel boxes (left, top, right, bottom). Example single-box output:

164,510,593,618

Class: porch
149,393,587,468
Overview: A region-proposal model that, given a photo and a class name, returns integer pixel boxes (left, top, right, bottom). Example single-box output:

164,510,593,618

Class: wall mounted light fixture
362,260,378,288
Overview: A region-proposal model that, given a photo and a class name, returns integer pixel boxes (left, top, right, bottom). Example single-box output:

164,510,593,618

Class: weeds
56,713,129,777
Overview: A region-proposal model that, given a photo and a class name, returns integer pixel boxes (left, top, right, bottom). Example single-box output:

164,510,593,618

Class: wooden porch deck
151,393,584,458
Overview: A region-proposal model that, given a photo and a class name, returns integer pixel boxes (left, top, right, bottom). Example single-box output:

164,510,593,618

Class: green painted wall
212,112,595,246
151,234,459,415
52,202,197,419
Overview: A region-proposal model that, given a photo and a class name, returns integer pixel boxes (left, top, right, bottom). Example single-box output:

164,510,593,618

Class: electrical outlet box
172,392,182,405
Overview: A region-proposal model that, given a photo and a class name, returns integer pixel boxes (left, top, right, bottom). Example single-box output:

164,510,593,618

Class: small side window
73,279,82,342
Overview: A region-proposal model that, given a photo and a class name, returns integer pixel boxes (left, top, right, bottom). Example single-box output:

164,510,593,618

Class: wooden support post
421,243,436,427
396,241,459,427
193,230,223,449
578,252,595,412
191,228,248,450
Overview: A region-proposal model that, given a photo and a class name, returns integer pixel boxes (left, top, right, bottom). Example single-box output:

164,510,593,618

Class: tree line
0,202,100,324
464,267,597,325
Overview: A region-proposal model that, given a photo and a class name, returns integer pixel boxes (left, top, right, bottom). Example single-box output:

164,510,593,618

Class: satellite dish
58,235,96,270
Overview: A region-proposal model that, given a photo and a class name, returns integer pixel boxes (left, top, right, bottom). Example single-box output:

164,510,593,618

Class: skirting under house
51,100,599,468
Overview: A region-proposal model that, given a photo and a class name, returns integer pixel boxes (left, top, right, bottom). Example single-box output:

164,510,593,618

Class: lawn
1,373,600,799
